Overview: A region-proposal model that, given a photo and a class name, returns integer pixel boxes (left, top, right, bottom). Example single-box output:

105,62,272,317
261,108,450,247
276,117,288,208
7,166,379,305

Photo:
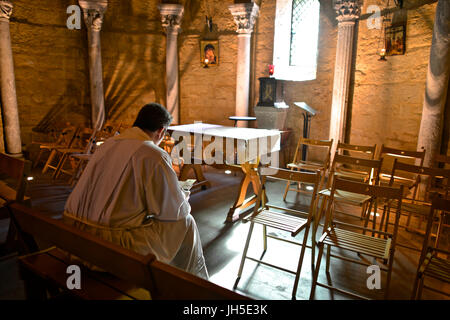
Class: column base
5,152,23,158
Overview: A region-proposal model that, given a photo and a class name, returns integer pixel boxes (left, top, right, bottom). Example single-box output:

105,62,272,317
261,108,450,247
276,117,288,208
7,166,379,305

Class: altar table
168,123,281,222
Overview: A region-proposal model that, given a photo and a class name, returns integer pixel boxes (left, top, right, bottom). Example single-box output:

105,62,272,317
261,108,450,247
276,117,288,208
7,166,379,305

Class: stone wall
0,0,445,161
7,0,91,149
349,0,437,153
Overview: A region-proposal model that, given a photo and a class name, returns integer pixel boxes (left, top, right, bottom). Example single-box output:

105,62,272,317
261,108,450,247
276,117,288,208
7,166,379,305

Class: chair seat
423,253,450,283
247,209,308,237
322,227,391,260
319,188,372,205
287,161,325,171
380,173,415,185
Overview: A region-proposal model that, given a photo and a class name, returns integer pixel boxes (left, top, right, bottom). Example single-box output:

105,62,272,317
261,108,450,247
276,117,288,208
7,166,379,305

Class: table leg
226,162,262,222
179,163,211,190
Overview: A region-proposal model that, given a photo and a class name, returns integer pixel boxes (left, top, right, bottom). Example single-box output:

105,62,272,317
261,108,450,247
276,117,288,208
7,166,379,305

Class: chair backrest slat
332,153,381,169
262,167,321,184
380,145,426,161
333,177,403,200
392,160,450,178
390,159,450,199
337,141,377,159
328,153,383,187
292,137,333,164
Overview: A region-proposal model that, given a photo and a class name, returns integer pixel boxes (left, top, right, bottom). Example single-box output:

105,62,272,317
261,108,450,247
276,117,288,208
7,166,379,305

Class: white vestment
64,127,208,279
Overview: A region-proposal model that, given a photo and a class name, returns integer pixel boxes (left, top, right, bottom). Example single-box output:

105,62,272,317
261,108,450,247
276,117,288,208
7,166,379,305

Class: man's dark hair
133,103,172,132
204,44,215,52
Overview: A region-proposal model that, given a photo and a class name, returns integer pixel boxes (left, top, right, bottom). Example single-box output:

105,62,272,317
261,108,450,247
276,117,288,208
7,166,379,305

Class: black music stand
294,102,317,161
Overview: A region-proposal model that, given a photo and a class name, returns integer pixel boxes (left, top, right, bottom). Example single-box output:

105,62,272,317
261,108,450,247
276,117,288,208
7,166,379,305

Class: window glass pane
289,0,320,68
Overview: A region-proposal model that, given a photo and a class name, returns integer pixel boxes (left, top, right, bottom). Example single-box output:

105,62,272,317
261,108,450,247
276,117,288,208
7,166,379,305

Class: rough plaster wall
350,0,437,152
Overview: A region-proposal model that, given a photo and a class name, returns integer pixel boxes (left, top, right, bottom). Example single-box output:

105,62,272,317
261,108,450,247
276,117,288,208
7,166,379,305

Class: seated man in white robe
64,103,208,279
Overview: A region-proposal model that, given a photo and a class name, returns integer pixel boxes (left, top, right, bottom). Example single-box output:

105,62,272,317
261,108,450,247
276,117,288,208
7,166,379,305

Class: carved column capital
334,0,360,23
229,2,259,34
158,4,184,34
79,0,108,32
0,1,13,22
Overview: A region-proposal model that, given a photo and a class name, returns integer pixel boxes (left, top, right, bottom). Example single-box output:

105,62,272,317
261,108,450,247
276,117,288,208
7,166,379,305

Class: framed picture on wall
200,40,219,67
385,25,406,56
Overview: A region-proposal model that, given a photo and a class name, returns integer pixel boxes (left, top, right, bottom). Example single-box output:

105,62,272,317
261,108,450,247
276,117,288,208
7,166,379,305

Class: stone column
79,0,107,131
417,0,450,167
158,4,184,125
329,0,360,145
229,2,259,127
0,1,22,156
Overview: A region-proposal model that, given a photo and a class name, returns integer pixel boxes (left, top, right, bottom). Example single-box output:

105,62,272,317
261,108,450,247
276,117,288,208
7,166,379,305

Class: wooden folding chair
411,197,450,299
67,134,104,186
385,159,450,252
310,177,403,300
235,167,321,299
0,153,32,255
378,145,426,187
34,125,78,169
44,127,93,179
283,137,333,200
314,154,383,253
53,129,99,181
429,154,450,198
68,127,122,186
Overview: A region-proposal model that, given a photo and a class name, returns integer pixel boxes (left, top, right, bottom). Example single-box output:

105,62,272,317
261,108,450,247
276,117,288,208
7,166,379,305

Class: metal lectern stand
294,102,317,161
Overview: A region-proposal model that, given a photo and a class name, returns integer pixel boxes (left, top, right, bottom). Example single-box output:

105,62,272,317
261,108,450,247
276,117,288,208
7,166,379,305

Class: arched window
272,0,320,81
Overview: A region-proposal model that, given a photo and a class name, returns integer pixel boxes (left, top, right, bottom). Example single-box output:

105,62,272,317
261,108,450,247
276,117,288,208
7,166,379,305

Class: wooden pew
0,153,32,208
8,202,249,300
149,260,249,300
0,153,32,255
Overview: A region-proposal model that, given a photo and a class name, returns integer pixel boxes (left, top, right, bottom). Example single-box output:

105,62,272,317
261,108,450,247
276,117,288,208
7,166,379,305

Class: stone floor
0,165,449,300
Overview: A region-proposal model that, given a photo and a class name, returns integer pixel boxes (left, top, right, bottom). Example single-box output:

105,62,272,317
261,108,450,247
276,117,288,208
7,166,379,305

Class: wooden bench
8,202,249,300
0,153,32,208
0,153,32,255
